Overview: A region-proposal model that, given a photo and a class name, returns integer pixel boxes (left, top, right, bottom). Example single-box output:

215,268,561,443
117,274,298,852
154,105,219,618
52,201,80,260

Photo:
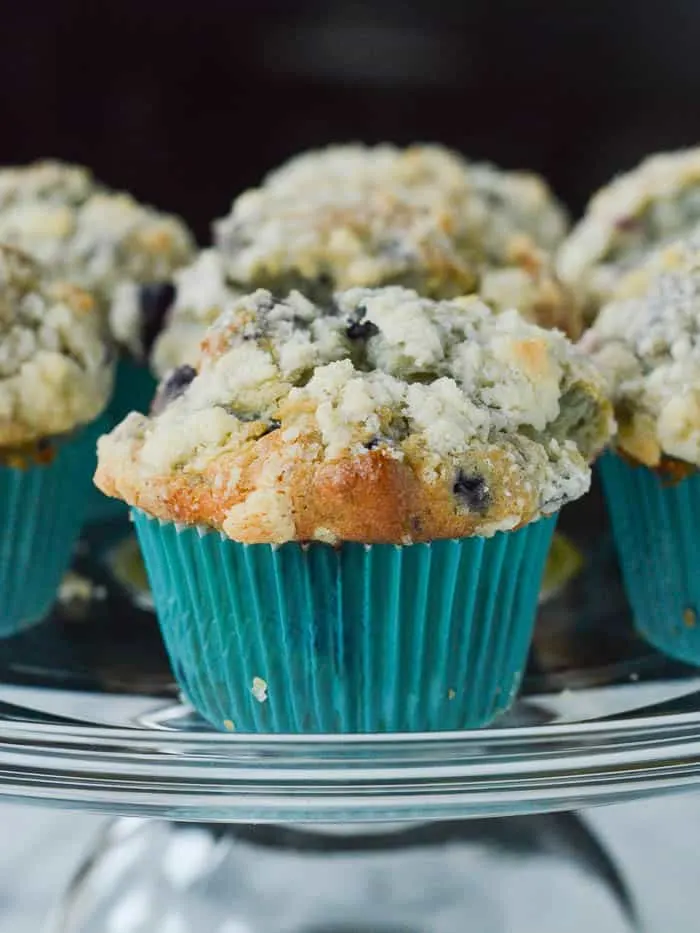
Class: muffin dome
214,144,579,336
0,245,113,447
96,286,611,544
0,161,92,210
0,160,194,357
558,146,700,320
581,237,700,469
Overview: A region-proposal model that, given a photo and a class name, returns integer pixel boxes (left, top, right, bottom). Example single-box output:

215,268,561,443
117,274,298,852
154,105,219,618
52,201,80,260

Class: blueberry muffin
0,159,195,520
215,144,580,338
0,160,194,360
582,237,700,664
558,146,700,322
96,286,610,733
0,245,114,633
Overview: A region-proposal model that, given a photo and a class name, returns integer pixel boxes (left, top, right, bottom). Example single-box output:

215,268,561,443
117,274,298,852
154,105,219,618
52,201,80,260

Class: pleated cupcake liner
134,510,557,734
0,421,101,636
600,451,700,666
84,358,157,526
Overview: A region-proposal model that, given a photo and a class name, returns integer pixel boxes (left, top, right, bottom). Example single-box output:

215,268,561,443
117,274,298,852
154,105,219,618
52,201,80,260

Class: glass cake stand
0,481,697,931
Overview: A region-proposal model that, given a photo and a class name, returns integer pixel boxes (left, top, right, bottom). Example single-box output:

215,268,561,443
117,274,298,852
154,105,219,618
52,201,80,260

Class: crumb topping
0,160,194,353
558,147,700,317
0,246,113,446
97,286,611,542
582,239,700,468
214,144,572,330
0,161,93,210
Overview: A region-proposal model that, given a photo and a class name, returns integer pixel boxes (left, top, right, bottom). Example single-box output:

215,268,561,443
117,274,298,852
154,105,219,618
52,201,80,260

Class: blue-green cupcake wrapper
84,358,157,526
0,422,101,636
134,511,556,733
600,451,700,666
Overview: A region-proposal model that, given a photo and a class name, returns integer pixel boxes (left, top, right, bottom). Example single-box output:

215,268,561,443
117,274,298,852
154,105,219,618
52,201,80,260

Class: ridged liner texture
85,358,156,525
134,510,556,733
601,451,700,666
0,421,101,636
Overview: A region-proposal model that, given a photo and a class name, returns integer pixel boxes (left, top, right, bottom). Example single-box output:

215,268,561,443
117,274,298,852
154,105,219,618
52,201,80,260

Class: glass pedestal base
50,817,639,933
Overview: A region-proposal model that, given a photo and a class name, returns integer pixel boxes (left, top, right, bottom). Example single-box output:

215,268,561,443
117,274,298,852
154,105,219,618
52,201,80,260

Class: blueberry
346,319,379,340
614,216,641,232
224,408,258,421
453,470,491,513
377,237,409,260
260,419,281,437
151,364,196,414
218,409,280,437
139,282,177,356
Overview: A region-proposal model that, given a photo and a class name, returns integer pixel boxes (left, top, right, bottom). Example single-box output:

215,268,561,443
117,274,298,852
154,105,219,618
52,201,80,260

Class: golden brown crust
96,429,543,544
614,446,697,486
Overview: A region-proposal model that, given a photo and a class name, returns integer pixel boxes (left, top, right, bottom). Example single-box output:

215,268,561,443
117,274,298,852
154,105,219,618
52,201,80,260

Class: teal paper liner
84,358,157,525
0,422,100,636
600,451,700,665
134,511,556,733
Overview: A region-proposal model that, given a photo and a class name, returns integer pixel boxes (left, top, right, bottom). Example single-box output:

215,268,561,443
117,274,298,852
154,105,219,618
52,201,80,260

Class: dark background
2,0,700,240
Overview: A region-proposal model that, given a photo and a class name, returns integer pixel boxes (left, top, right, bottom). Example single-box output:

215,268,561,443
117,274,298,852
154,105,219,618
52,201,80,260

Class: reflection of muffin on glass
96,285,611,733
582,238,700,664
215,144,580,337
0,246,114,633
558,146,700,322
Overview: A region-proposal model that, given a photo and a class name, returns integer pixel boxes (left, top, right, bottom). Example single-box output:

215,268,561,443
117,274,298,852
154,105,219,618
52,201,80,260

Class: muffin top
96,286,612,544
150,250,242,377
214,144,578,336
581,238,700,469
152,245,576,378
0,246,114,448
0,160,194,355
558,147,700,319
0,161,93,210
